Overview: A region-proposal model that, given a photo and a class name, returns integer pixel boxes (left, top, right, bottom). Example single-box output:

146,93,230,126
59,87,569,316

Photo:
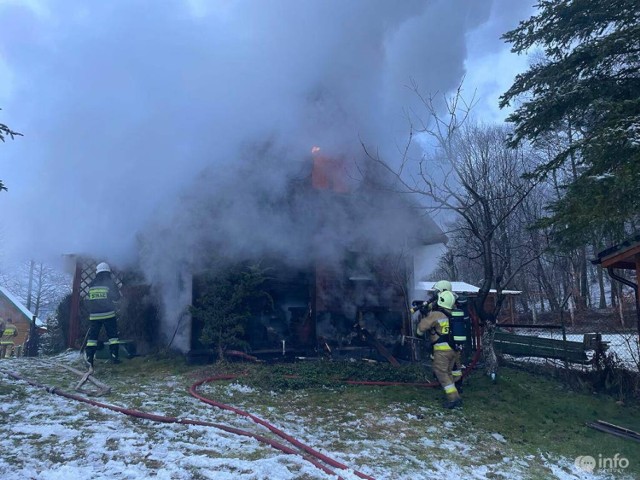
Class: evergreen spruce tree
191,264,271,361
500,0,640,246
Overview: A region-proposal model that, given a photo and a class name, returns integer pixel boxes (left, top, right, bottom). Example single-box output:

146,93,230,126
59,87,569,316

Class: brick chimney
311,147,349,193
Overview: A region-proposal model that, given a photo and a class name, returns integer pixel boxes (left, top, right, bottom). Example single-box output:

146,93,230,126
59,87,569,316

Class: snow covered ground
0,353,631,480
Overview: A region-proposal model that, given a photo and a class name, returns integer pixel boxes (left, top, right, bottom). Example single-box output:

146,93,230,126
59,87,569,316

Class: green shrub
191,263,271,361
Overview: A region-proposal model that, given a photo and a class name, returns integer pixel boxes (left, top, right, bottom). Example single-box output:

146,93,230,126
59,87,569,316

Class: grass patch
462,368,640,467
197,359,640,475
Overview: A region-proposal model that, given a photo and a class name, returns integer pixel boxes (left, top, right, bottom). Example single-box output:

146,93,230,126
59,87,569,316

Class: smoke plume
0,0,531,347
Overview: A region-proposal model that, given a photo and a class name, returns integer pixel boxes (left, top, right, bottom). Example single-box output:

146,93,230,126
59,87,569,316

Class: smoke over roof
0,0,531,343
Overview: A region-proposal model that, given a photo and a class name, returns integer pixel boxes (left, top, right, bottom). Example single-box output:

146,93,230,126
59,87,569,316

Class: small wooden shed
593,233,640,336
0,285,35,354
415,281,522,323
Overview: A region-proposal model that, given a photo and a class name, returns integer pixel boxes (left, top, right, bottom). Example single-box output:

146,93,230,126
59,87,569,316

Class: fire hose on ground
188,348,483,476
190,375,375,479
222,346,483,388
2,347,482,479
345,347,483,387
1,368,371,479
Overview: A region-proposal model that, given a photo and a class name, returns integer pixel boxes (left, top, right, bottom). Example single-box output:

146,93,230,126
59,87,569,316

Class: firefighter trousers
432,348,460,401
86,317,119,363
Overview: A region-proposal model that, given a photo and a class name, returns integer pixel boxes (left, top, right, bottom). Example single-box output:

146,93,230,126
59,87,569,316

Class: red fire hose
190,376,376,480
188,348,483,479
2,346,482,480
346,347,483,387
2,369,348,479
225,350,262,362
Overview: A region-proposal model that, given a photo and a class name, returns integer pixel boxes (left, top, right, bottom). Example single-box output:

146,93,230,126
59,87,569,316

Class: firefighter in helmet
432,280,452,296
85,262,122,367
420,280,454,313
0,316,18,358
416,290,462,409
431,280,463,387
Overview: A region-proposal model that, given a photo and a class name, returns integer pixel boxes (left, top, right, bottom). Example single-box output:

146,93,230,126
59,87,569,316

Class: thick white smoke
0,0,531,348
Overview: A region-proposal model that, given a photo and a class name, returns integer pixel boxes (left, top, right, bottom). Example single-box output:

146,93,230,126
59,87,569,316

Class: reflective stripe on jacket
1,324,18,341
416,311,452,350
2,326,17,336
86,275,121,321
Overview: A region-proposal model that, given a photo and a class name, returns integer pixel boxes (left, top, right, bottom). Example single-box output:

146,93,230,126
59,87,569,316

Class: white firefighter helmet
437,290,456,310
96,262,111,274
433,280,452,293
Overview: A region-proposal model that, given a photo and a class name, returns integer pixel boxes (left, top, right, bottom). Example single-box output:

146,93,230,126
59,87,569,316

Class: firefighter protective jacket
416,310,452,351
87,275,121,321
0,321,17,344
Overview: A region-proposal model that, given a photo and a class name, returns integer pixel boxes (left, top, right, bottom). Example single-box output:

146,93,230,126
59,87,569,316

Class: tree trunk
519,291,530,313
596,264,607,309
567,122,587,315
617,282,625,328
34,263,45,318
537,258,560,311
571,255,586,313
537,278,546,313
618,296,625,328
26,316,38,357
568,296,576,326
26,260,35,311
580,246,590,308
481,319,498,378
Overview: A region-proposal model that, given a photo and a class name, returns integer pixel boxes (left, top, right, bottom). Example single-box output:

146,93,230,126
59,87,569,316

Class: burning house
66,149,446,362
186,149,447,362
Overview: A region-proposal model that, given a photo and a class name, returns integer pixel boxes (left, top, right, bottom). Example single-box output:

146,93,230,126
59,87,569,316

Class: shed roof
418,281,522,295
0,285,35,322
593,233,640,270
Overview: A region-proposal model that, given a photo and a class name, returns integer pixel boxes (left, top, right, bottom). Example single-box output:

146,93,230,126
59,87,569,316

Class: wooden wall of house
0,297,32,348
315,266,408,315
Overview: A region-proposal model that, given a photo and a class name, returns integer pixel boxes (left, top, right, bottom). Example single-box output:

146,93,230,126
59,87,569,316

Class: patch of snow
0,355,629,479
492,432,507,443
226,382,256,394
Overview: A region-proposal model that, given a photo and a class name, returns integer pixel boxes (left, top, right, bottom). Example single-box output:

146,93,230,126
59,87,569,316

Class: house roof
592,233,640,270
0,285,36,322
417,281,522,295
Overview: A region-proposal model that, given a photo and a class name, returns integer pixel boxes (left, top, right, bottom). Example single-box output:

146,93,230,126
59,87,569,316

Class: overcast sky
0,0,534,273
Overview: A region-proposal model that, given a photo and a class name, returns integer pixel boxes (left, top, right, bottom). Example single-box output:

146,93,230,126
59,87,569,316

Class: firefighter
420,280,454,313
0,317,18,358
432,280,453,296
431,281,463,387
416,290,462,409
85,262,122,367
